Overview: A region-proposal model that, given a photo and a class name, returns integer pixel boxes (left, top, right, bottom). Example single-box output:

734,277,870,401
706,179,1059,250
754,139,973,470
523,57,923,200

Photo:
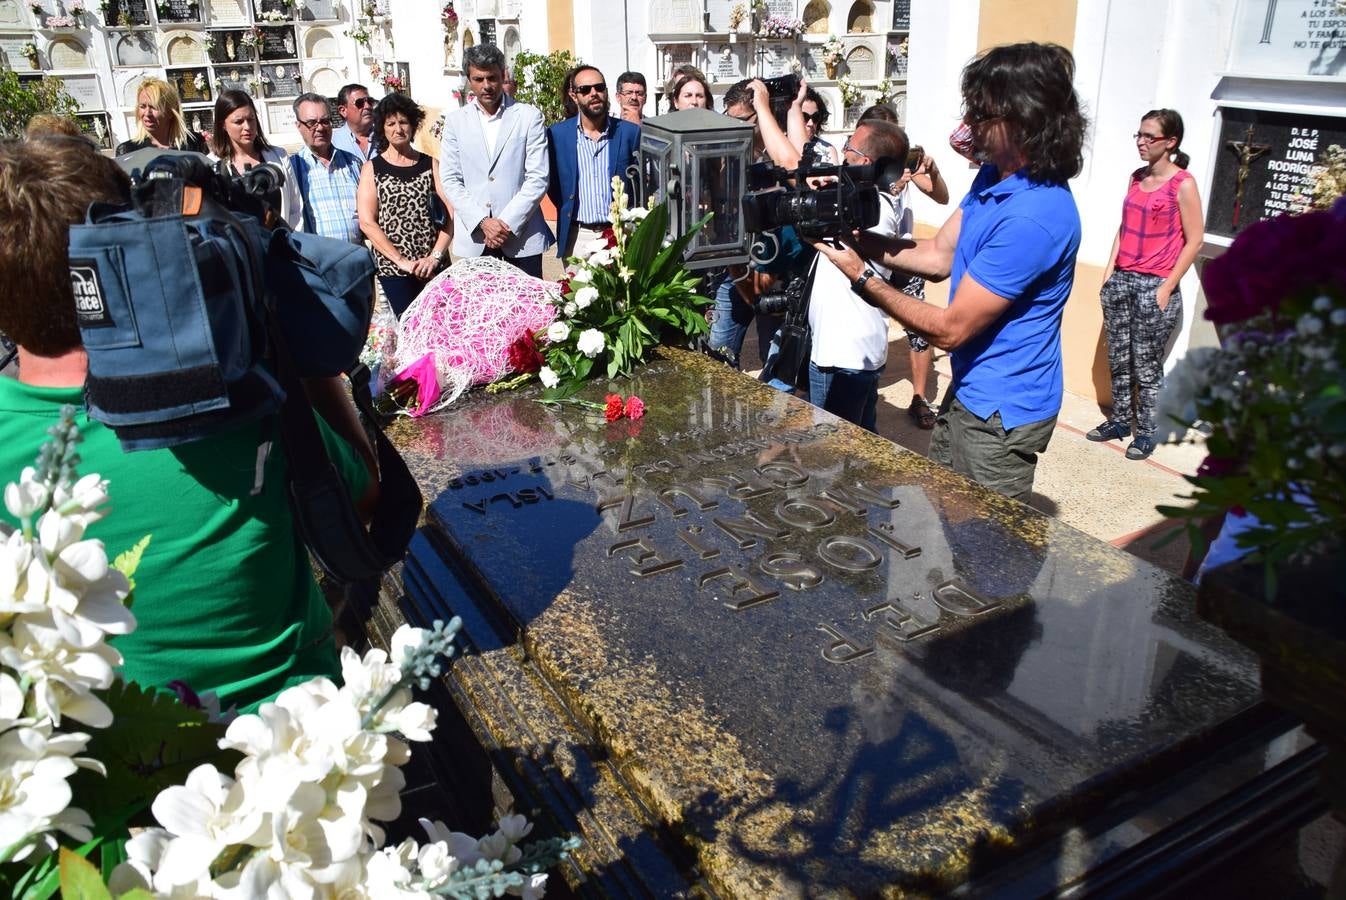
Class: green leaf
111,535,151,602
626,204,669,283
58,850,111,900
573,355,594,382
70,682,236,825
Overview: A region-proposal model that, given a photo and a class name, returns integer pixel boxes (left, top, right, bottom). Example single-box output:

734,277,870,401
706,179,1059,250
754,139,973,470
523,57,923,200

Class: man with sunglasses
289,92,363,243
547,65,641,258
332,83,377,162
811,42,1086,500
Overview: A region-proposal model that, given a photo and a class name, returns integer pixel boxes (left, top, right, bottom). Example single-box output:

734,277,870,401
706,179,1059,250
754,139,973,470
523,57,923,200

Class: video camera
741,155,905,240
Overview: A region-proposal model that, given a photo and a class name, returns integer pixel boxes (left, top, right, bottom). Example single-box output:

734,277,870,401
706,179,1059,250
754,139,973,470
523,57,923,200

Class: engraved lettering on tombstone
712,511,790,549
657,484,719,517
932,579,1002,617
866,523,921,559
774,497,836,531
816,534,883,572
699,566,782,610
863,601,940,643
596,494,657,532
760,551,824,590
608,537,685,577
676,524,721,560
701,472,775,501
819,479,901,515
817,623,874,663
753,461,809,489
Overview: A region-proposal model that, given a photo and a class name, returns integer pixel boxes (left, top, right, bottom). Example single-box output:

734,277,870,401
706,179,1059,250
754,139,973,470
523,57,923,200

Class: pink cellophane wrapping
393,256,559,413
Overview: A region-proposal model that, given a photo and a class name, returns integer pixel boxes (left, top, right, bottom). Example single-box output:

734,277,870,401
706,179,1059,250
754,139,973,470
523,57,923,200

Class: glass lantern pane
690,149,744,251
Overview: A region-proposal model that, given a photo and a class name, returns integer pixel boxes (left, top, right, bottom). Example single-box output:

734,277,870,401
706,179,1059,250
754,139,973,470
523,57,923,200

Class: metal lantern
637,108,756,270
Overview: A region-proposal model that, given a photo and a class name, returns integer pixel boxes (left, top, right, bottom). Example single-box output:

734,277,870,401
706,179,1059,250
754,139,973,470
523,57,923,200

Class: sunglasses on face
802,111,826,124
347,97,374,109
573,82,607,96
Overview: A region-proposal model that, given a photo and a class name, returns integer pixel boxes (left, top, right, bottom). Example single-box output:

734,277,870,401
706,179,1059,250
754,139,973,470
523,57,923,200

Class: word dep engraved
817,580,1004,663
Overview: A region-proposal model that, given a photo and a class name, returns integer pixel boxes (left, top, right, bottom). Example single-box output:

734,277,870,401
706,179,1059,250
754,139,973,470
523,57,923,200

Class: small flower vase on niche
824,61,836,79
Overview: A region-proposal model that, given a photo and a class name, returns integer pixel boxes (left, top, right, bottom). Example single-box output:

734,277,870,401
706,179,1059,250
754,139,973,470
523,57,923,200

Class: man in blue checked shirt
288,93,363,243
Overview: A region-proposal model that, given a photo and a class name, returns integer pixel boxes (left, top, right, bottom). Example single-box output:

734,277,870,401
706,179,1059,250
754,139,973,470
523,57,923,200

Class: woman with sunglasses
208,89,303,229
800,88,838,165
1089,109,1203,461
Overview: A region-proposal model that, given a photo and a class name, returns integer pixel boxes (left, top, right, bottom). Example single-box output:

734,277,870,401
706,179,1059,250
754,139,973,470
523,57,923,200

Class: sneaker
1086,420,1130,442
1125,435,1156,460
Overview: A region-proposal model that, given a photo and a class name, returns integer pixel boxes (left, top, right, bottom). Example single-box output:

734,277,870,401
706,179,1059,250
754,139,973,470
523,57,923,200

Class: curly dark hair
960,42,1086,185
371,91,425,153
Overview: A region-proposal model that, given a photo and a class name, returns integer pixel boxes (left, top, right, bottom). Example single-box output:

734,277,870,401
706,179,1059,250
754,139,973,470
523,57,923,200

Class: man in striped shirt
547,65,641,259
288,92,363,243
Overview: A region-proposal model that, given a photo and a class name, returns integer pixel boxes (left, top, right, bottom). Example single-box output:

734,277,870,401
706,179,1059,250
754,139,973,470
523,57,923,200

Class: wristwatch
851,267,877,294
431,250,446,264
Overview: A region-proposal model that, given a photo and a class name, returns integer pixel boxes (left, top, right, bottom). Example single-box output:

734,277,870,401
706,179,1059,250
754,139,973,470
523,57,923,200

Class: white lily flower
0,723,94,859
546,321,571,343
576,328,605,358
4,472,48,521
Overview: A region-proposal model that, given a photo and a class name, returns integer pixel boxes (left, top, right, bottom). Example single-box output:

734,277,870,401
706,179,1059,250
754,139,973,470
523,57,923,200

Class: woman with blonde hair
208,89,302,229
115,77,208,156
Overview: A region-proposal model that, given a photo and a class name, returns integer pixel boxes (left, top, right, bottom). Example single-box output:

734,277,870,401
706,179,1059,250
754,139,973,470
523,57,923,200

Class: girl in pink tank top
1089,109,1205,460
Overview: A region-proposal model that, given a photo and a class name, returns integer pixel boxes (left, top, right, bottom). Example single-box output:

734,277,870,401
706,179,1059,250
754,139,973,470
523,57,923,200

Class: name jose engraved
446,420,1005,663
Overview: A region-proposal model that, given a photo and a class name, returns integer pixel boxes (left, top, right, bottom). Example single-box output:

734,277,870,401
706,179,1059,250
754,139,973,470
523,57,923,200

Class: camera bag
70,155,421,583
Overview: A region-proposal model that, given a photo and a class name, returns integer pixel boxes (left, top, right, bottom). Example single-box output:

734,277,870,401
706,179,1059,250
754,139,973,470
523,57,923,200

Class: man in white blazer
439,44,553,278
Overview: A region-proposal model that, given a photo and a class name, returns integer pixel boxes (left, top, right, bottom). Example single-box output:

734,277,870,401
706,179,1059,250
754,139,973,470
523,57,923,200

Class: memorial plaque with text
215,66,248,92
760,40,793,76
1228,0,1346,77
105,0,150,26
383,349,1274,897
254,0,290,18
208,0,245,24
182,107,211,137
62,73,104,110
0,33,33,67
169,66,211,103
711,43,743,81
257,24,295,59
264,62,301,96
158,0,200,22
112,30,158,66
76,112,113,149
765,0,795,19
1207,106,1346,238
891,0,910,29
0,0,23,27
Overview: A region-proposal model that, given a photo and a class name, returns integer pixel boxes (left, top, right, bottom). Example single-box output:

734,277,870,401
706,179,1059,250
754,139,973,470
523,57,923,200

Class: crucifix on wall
1227,124,1271,227
1260,0,1277,43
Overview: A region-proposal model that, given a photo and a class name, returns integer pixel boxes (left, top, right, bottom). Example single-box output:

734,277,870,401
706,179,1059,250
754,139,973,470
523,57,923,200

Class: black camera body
756,273,808,317
741,156,904,239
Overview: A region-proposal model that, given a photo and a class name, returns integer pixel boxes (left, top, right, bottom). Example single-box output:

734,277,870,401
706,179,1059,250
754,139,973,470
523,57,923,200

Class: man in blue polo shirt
813,42,1086,500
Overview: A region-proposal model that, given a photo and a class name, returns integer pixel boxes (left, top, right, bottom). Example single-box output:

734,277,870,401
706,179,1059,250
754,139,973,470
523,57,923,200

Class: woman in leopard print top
357,92,453,317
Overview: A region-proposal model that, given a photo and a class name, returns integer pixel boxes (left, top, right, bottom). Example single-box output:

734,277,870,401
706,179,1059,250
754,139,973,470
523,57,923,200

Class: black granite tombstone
257,24,295,60
369,349,1322,896
1207,106,1346,238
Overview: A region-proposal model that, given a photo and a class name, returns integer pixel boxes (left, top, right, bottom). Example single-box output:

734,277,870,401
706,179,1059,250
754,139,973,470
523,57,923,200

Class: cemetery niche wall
366,348,1323,897
0,0,356,148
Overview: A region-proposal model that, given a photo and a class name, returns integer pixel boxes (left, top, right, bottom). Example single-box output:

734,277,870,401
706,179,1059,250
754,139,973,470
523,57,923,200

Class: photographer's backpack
68,151,421,583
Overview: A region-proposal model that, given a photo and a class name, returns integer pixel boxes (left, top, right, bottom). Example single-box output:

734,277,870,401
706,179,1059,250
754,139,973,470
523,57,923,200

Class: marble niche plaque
257,24,296,60
215,65,248,92
711,43,744,82
112,31,159,67
760,40,794,77
157,0,200,22
106,0,150,26
648,0,702,34
266,100,296,136
305,63,339,96
165,33,206,65
891,0,910,29
0,33,35,67
169,65,212,103
208,29,253,64
61,73,104,109
804,42,826,76
1207,106,1346,238
265,62,301,97
707,0,734,32
208,0,246,25
48,38,89,70
382,348,1277,896
1227,0,1346,78
0,0,24,27
76,112,113,149
254,0,290,18
764,0,796,18
183,107,212,138
845,44,875,79
297,0,334,21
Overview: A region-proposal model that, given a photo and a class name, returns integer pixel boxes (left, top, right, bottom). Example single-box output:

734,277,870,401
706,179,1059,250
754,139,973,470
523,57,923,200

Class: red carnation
604,393,624,422
558,277,572,296
506,332,544,374
624,395,645,420
602,226,618,248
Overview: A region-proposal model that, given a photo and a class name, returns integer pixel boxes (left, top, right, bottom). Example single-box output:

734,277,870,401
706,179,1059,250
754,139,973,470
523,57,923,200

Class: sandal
908,397,936,430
